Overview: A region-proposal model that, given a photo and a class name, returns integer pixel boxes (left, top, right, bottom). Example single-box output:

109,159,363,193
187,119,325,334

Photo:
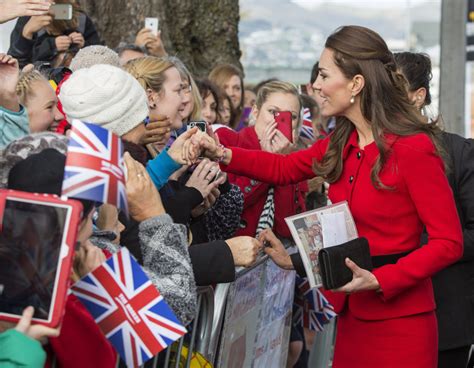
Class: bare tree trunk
81,0,241,77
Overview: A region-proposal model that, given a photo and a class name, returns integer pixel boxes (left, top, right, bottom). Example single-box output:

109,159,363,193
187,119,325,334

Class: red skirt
333,309,437,368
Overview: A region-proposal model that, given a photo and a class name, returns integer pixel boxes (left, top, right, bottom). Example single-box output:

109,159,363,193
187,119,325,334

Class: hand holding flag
71,248,187,367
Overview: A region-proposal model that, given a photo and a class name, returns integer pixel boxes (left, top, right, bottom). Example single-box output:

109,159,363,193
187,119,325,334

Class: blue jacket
0,105,29,148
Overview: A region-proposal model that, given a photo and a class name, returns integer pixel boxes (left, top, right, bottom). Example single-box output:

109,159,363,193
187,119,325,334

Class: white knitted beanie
59,64,148,137
69,45,120,72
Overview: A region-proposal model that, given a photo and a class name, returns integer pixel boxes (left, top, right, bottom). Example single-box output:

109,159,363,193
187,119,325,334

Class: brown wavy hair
314,25,444,189
46,0,83,36
208,63,244,128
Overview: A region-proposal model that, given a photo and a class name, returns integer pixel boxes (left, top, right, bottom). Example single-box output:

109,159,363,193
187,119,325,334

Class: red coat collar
342,129,399,163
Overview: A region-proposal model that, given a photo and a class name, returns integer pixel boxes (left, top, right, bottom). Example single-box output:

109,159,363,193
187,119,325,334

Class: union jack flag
71,248,187,367
293,275,336,331
299,108,315,141
62,120,128,215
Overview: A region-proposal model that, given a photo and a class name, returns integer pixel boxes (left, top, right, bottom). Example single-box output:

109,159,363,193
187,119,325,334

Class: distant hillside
238,0,441,83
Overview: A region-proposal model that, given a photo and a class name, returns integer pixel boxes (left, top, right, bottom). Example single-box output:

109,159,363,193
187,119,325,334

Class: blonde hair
16,70,49,106
255,80,302,129
124,56,175,93
167,56,202,121
188,77,202,121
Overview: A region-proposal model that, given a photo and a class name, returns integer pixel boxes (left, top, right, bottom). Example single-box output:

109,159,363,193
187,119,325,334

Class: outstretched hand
258,228,293,270
225,236,262,267
124,152,165,222
187,126,227,163
0,0,51,24
168,127,201,165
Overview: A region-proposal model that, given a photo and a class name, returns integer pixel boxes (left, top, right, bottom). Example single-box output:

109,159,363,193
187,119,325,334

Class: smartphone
187,121,207,132
274,111,293,143
145,17,159,36
51,4,73,20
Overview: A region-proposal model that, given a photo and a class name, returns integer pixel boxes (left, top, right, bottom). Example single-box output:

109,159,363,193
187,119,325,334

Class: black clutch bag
318,237,373,290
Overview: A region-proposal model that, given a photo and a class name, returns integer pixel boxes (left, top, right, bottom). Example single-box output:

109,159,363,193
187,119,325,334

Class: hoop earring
350,95,355,104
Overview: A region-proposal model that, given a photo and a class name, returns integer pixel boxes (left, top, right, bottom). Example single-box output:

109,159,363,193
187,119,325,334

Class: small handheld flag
62,120,128,215
71,248,187,367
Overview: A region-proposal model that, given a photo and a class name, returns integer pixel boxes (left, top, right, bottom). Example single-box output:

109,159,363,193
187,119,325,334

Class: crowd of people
0,1,473,368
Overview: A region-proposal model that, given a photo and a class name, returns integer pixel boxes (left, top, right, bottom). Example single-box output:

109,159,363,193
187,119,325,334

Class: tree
81,0,242,77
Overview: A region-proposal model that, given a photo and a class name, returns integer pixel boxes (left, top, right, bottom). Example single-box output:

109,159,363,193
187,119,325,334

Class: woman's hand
258,228,293,270
185,159,224,199
69,32,85,49
271,129,293,154
74,240,106,278
187,126,228,163
145,30,167,57
1,0,51,24
22,14,53,39
135,28,167,57
260,122,291,154
15,306,60,341
124,152,166,222
167,127,200,165
55,35,72,52
333,258,380,294
0,54,20,112
135,28,156,48
191,187,220,218
225,236,263,267
259,121,277,152
143,115,171,146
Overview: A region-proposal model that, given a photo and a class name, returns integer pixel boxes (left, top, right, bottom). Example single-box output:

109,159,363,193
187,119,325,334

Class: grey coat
90,214,197,325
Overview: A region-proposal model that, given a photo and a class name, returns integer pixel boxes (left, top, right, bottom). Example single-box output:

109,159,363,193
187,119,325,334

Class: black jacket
119,181,236,287
8,13,101,68
432,132,474,350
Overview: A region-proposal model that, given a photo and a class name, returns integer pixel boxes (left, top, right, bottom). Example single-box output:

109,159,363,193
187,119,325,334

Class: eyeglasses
181,84,192,96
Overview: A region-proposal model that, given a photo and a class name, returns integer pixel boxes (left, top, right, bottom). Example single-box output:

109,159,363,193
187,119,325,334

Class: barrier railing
142,253,337,368
143,286,215,368
216,255,296,367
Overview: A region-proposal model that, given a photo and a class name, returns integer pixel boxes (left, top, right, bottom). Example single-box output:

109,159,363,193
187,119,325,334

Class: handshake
152,120,230,167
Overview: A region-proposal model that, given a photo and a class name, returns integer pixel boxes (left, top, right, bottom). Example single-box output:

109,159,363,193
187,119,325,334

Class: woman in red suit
214,81,307,238
192,26,463,367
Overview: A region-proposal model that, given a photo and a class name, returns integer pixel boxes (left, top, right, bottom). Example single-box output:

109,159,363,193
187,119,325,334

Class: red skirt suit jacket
221,129,463,321
216,126,307,238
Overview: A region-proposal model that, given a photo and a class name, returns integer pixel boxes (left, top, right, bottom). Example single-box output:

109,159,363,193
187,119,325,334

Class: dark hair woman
395,51,474,368
195,78,222,125
197,25,463,368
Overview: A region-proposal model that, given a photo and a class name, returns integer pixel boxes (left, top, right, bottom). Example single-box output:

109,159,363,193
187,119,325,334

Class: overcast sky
292,0,438,9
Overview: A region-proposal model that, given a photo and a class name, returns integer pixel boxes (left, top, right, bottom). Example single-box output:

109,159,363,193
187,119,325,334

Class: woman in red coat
193,26,463,367
214,81,307,238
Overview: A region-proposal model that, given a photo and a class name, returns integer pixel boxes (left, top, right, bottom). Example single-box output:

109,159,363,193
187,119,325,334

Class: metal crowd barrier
141,252,337,368
142,286,215,368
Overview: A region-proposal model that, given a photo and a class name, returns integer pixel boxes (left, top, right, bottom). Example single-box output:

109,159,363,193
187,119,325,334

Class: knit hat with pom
59,64,148,136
